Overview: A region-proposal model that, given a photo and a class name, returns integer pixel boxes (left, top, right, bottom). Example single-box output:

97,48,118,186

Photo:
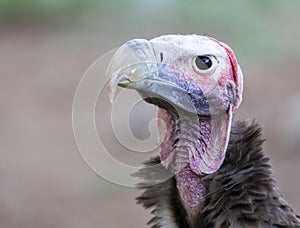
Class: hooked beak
107,39,200,115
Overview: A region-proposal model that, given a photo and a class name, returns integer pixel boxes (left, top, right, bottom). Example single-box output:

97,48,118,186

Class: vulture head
107,35,243,217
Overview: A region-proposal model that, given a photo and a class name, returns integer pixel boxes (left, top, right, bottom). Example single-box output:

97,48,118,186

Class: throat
175,165,205,221
157,108,209,220
157,107,231,222
174,116,210,221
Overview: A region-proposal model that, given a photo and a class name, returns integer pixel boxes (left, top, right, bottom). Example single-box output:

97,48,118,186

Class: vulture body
107,35,300,227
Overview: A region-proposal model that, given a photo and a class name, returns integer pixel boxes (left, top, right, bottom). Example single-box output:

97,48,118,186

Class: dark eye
192,55,218,74
194,56,212,70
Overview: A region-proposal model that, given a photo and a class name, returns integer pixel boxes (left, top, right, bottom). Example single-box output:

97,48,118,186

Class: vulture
107,35,300,227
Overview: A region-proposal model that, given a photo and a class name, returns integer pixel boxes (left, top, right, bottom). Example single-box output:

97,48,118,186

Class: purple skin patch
158,65,210,115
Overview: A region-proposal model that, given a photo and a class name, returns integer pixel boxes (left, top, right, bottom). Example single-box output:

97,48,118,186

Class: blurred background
1,0,300,227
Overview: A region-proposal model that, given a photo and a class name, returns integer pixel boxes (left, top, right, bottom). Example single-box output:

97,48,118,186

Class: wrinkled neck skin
158,108,229,224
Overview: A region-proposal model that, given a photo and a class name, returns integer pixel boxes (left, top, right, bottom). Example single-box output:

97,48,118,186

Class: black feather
135,121,300,228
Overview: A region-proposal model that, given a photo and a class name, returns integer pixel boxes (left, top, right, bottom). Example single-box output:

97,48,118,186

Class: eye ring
192,55,218,74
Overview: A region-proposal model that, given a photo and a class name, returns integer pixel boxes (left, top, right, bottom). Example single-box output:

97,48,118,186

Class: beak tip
117,80,131,88
107,78,134,104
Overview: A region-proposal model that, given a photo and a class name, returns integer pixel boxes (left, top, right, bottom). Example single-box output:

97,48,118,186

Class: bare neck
157,108,210,223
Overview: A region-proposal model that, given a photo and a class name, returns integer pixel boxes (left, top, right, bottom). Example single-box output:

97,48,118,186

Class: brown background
1,1,300,227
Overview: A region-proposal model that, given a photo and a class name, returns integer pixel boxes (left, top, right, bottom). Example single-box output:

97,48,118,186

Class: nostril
160,53,163,62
